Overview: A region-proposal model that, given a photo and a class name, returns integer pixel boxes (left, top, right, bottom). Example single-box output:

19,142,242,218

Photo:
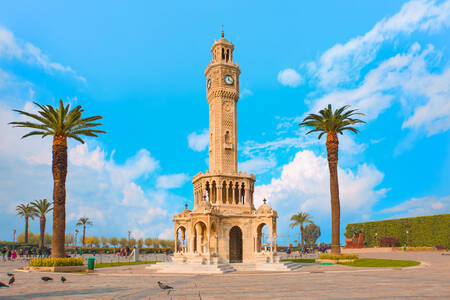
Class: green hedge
345,214,450,248
29,257,84,267
65,247,172,254
319,254,359,260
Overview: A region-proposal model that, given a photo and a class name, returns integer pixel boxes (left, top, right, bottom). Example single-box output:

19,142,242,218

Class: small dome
179,204,191,216
257,198,273,214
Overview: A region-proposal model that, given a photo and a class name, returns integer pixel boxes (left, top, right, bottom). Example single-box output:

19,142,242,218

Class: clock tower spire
204,33,240,174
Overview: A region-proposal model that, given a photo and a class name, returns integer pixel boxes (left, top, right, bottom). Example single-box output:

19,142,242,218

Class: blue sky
0,0,449,245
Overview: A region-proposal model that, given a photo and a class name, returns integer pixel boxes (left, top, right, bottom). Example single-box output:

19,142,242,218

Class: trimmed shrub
29,257,84,267
344,214,450,249
380,237,398,247
319,254,359,260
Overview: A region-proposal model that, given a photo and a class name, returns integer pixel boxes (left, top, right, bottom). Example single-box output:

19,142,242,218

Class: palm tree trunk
300,224,304,246
327,132,341,254
52,136,67,258
83,225,86,247
40,215,45,249
25,216,29,244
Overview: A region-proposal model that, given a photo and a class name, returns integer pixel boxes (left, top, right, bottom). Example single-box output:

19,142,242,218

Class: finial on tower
221,25,224,38
185,203,188,209
263,198,267,204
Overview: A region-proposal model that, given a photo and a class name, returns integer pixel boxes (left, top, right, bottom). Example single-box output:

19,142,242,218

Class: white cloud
0,25,86,82
254,150,386,238
307,0,450,88
380,195,450,218
239,157,277,175
156,173,189,189
0,101,185,240
277,69,303,87
306,43,450,135
187,129,209,151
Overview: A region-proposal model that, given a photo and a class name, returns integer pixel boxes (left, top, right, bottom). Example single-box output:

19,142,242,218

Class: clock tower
170,32,278,266
204,31,240,174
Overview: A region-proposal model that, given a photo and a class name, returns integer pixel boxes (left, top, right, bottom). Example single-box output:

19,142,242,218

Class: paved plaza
0,251,449,299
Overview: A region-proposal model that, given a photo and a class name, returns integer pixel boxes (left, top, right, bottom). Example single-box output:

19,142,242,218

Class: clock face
224,75,234,85
207,79,211,89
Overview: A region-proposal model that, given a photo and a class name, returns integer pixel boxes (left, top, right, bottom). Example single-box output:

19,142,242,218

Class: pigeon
0,281,9,288
61,276,66,283
157,281,174,295
41,276,53,282
6,273,14,277
8,276,15,286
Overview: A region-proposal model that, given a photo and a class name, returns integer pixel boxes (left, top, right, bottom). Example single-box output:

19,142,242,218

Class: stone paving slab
0,252,448,299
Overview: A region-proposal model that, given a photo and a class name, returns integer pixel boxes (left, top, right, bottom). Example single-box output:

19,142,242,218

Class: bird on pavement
6,273,14,277
61,276,66,283
157,281,174,295
8,276,15,286
41,276,53,282
0,281,9,288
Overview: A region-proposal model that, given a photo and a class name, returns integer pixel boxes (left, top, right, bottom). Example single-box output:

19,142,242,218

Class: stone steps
146,261,302,274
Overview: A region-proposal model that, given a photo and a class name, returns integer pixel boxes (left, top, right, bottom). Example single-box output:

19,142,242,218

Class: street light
375,232,378,247
128,231,131,246
13,229,16,243
406,230,409,247
74,229,79,247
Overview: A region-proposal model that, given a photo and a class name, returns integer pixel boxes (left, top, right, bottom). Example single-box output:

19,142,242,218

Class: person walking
7,248,12,261
11,250,17,261
1,248,6,262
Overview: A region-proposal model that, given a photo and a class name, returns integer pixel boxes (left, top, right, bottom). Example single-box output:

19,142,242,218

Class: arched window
222,48,225,60
226,49,229,62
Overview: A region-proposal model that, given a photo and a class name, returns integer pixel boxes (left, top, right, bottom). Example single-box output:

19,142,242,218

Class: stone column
174,230,178,253
215,234,219,255
181,230,186,253
195,223,202,253
274,234,277,253
232,184,236,204
207,233,210,254
218,186,222,204
238,186,242,205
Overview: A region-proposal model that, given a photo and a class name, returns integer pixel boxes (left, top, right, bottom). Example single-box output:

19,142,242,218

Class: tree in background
65,233,75,246
109,237,119,248
76,217,93,247
16,203,38,243
304,223,321,245
10,100,105,257
138,238,144,248
92,236,100,248
119,237,128,247
300,104,365,254
85,236,94,247
30,199,53,249
101,236,109,247
129,238,137,247
289,212,313,246
145,238,153,248
152,239,160,248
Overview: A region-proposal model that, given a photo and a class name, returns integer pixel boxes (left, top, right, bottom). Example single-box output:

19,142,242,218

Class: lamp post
75,229,79,247
13,229,16,243
375,232,378,247
128,231,131,246
406,230,409,247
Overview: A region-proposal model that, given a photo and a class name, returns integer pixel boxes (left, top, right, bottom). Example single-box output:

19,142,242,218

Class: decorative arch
256,223,269,252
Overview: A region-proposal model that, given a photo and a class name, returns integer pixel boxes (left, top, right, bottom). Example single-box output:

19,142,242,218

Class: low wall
341,247,395,254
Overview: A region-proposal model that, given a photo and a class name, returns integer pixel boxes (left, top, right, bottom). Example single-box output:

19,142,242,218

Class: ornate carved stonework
173,34,277,264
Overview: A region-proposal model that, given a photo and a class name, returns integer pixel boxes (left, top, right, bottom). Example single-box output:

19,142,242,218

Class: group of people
1,247,51,262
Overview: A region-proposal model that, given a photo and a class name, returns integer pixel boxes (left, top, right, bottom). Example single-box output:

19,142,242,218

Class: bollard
88,257,95,270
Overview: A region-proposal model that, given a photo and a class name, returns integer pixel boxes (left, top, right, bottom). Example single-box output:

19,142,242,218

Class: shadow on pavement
1,287,129,299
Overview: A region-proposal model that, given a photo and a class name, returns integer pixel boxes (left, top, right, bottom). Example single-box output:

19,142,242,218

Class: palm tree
289,212,313,247
300,104,365,254
10,99,105,257
76,217,93,247
16,203,38,244
30,199,53,249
